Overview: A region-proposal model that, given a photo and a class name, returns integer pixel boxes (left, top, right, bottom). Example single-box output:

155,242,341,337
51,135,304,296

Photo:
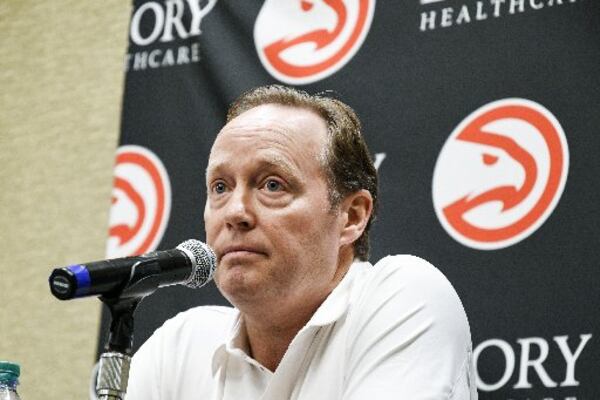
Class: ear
338,189,373,248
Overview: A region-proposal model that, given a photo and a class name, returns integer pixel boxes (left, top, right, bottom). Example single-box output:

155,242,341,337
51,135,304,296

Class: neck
242,308,315,371
240,248,355,371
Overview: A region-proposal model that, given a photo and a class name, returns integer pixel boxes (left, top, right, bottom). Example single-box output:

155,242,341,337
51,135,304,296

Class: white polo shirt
126,255,478,399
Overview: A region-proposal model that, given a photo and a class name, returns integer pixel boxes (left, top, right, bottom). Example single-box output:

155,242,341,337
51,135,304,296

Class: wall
0,1,129,398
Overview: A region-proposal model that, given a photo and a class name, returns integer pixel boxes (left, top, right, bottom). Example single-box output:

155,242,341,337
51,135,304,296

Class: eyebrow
256,155,299,177
206,154,304,184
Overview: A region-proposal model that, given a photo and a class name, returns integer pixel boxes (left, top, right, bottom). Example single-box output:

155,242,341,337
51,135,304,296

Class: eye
264,179,283,192
213,181,227,194
482,153,499,166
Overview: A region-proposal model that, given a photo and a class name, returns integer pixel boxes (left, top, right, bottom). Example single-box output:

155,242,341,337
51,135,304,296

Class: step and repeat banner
99,1,599,398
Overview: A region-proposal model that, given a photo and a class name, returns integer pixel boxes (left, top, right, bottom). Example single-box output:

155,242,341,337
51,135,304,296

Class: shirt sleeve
342,255,478,400
124,306,234,400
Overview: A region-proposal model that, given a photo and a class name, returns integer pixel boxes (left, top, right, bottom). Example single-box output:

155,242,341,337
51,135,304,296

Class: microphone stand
95,297,139,400
95,257,167,399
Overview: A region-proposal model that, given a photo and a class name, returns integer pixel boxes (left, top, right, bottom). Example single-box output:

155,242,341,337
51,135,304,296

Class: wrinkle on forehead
206,150,304,185
207,104,329,181
215,126,297,150
218,104,327,142
211,124,325,161
220,121,296,138
210,126,307,167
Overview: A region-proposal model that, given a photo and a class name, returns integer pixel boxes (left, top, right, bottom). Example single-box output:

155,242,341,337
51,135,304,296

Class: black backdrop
99,1,600,398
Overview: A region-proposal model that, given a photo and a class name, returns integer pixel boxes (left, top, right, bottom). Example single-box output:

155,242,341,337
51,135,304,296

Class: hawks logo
106,145,171,258
432,99,569,250
254,0,375,85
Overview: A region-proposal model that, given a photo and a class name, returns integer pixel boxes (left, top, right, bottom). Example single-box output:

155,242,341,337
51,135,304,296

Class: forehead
221,103,327,142
207,104,328,173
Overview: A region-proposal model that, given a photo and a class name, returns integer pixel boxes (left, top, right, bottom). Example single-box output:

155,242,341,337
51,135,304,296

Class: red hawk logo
106,145,171,258
254,0,375,84
432,99,569,250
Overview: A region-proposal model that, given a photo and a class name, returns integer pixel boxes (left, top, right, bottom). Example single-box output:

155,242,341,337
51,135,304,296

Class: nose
223,186,256,231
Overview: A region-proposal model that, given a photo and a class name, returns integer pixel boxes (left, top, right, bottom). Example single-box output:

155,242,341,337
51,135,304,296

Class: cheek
203,206,218,244
269,207,339,256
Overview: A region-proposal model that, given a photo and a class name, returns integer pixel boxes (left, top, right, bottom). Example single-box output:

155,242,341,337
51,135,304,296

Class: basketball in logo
254,0,375,85
432,99,569,250
106,145,172,258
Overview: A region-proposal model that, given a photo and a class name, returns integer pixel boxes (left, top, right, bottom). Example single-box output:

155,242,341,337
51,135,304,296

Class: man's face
204,104,347,311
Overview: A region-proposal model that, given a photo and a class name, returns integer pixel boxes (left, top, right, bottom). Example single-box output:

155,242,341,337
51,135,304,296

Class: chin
215,268,261,304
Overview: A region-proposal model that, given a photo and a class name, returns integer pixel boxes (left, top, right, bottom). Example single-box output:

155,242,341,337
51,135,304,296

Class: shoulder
370,254,452,286
132,305,236,369
350,254,472,349
127,306,236,399
342,256,476,398
158,305,236,337
351,254,460,298
143,305,236,358
358,254,464,307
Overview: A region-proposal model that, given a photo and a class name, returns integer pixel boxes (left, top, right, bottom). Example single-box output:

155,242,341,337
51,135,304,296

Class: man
126,85,477,399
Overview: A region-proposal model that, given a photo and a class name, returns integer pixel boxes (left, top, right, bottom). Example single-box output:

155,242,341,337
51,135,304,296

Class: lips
218,245,267,261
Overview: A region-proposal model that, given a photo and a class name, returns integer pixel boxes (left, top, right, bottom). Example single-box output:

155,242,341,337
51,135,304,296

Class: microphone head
177,239,217,289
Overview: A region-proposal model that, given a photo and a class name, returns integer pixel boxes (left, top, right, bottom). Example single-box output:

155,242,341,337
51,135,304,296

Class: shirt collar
211,309,243,376
304,259,369,327
211,259,371,375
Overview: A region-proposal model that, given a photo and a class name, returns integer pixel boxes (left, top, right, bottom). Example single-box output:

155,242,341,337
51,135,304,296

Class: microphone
49,239,216,300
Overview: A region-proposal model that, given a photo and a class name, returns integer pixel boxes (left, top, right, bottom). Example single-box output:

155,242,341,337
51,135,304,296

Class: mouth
219,245,267,261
